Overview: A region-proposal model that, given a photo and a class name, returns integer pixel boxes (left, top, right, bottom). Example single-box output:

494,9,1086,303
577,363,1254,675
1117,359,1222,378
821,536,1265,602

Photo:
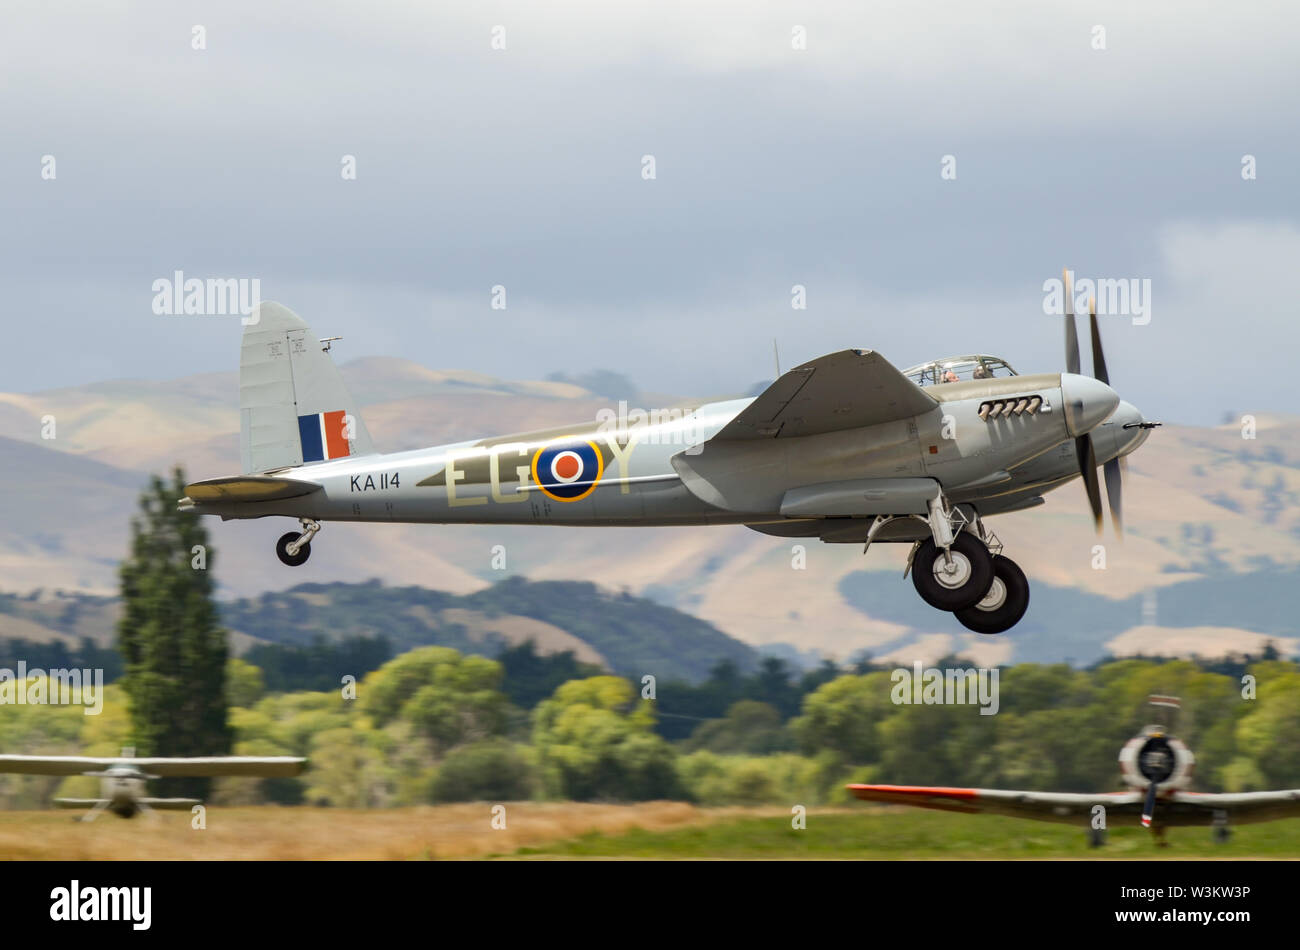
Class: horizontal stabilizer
139,798,204,810
181,475,323,504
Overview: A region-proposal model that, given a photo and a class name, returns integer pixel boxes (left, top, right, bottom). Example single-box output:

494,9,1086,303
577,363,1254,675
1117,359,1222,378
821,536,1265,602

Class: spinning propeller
1137,734,1177,829
1061,268,1158,536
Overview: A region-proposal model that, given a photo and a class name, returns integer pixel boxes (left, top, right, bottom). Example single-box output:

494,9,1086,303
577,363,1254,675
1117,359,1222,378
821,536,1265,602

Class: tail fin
239,302,375,473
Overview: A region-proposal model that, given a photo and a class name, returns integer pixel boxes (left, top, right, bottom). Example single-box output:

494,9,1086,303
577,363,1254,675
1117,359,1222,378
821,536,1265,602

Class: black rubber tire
911,533,995,612
275,531,311,567
954,555,1030,633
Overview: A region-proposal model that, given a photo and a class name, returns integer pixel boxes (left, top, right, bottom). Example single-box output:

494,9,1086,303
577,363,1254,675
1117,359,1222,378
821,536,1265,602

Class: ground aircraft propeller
1142,779,1159,828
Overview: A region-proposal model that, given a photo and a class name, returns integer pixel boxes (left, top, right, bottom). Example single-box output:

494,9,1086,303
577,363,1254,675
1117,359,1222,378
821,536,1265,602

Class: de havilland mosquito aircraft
0,748,306,820
847,697,1300,846
179,270,1159,633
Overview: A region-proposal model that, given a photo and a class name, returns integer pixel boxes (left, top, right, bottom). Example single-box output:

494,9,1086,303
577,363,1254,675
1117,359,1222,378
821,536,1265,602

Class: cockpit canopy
902,354,1019,387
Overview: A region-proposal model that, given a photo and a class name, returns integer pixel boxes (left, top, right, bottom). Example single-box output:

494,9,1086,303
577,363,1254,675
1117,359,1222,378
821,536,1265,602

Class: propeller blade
1103,456,1123,537
1141,781,1158,829
1088,293,1110,385
1076,435,1103,533
1104,456,1123,537
1063,268,1080,375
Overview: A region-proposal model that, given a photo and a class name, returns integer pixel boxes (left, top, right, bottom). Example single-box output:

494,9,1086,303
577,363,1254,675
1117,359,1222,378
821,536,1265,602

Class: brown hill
1,360,1296,663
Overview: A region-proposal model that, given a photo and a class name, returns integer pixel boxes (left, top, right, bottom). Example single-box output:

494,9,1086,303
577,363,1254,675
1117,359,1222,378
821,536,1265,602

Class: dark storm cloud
2,1,1298,424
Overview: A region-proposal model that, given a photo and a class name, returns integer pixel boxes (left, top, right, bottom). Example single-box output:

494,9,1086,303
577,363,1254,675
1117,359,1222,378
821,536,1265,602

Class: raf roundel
530,439,605,502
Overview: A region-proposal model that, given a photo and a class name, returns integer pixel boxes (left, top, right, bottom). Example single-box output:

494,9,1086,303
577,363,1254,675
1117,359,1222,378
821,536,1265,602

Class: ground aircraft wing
1167,790,1300,822
851,785,1300,827
0,756,119,775
133,757,306,778
0,755,305,777
848,784,1142,821
714,349,938,440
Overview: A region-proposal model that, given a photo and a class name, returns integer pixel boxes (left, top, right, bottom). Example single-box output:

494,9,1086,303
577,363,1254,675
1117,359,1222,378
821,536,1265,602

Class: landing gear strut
909,494,994,612
276,518,320,567
1212,810,1231,844
864,493,1032,631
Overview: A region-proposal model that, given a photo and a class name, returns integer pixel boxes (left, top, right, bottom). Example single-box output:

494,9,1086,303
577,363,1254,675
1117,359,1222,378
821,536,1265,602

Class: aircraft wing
713,349,938,440
133,757,307,777
1166,790,1300,823
851,784,1300,827
848,784,1141,822
0,755,119,775
0,755,305,777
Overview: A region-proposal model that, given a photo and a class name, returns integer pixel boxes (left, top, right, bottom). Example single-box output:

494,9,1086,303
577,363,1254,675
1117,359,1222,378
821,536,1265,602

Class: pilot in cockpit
972,363,990,379
941,368,959,383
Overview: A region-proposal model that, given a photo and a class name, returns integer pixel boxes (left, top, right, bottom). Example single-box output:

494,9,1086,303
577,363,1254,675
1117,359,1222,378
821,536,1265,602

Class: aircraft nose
1093,400,1149,459
1061,373,1121,437
1113,400,1153,455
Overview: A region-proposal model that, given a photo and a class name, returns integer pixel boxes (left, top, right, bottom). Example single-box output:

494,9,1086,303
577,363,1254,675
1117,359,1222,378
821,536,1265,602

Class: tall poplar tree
117,468,232,799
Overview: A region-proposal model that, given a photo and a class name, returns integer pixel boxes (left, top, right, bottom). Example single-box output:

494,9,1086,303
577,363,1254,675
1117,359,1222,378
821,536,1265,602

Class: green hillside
0,577,759,684
221,577,758,682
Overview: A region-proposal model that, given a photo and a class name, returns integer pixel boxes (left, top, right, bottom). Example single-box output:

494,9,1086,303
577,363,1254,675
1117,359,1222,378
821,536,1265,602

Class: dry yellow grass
0,802,764,860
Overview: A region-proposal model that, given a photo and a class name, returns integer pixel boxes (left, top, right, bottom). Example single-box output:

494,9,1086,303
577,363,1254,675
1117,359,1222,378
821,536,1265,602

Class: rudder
239,302,375,473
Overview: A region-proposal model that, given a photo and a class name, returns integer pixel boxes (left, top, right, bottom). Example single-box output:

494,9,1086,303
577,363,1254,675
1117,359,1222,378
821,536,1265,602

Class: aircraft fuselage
188,371,1146,535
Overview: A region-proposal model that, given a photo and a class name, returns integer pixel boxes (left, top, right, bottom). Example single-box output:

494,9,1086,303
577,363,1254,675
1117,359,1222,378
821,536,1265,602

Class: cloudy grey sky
3,1,1298,424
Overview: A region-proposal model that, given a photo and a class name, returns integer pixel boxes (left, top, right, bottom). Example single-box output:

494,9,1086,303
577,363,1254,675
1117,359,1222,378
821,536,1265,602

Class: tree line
3,468,1296,809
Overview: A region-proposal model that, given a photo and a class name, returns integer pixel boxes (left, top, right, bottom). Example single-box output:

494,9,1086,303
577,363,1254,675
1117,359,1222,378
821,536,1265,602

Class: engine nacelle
1118,727,1195,790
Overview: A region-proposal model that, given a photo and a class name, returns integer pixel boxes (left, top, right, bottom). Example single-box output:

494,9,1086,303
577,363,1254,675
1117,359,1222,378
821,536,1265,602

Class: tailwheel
911,533,995,612
275,532,311,566
275,519,319,567
954,555,1029,634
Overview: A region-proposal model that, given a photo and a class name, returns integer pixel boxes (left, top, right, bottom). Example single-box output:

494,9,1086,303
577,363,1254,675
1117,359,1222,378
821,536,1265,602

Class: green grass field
502,809,1300,860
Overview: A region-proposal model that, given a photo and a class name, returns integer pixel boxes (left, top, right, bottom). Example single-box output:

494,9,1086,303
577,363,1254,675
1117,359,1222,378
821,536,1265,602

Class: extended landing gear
877,493,1032,632
275,518,320,567
908,493,993,612
911,534,994,612
954,555,1030,634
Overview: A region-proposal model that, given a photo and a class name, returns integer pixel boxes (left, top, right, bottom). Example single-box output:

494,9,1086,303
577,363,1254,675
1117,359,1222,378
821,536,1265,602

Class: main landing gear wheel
954,555,1030,634
911,533,995,612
